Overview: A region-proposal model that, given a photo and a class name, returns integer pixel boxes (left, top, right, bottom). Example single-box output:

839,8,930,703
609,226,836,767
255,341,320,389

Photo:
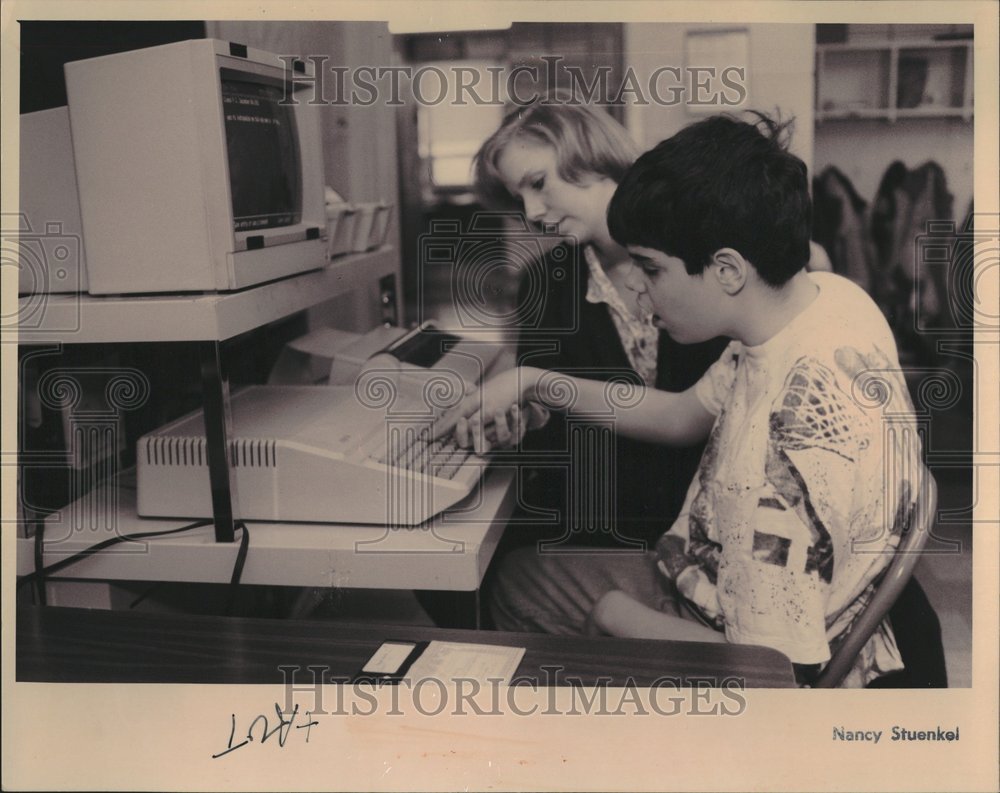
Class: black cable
24,517,253,619
33,520,47,606
225,521,250,617
18,519,214,589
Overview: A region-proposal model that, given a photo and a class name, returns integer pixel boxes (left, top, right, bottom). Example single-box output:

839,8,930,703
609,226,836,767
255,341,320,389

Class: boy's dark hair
607,112,812,287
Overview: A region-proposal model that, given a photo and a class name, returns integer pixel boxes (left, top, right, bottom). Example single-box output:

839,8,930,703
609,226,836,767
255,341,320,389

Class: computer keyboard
137,385,489,526
373,429,472,480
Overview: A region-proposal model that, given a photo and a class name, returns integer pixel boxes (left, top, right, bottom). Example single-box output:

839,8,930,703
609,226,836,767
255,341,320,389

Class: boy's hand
453,403,523,453
460,400,551,452
435,367,539,452
492,400,551,445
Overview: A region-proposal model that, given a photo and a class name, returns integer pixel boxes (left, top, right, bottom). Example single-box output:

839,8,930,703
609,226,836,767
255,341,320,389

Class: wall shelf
816,39,973,123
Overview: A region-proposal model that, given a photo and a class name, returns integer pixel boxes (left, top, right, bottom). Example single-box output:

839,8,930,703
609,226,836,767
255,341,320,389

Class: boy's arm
446,366,717,450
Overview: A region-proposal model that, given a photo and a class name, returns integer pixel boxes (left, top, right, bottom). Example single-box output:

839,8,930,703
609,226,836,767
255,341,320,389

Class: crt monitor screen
220,67,302,233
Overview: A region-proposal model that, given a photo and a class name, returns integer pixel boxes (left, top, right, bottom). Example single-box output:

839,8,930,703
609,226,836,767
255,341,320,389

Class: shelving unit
15,247,400,543
16,248,398,344
816,39,973,123
16,467,517,592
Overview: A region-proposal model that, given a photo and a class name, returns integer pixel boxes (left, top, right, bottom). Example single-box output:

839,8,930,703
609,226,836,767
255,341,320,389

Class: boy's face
625,245,726,343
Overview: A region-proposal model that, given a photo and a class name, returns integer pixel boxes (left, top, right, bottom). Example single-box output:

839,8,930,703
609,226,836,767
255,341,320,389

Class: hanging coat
883,162,954,326
812,166,875,294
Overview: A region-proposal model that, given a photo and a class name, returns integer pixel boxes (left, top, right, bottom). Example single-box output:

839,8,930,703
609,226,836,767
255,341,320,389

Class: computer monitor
65,39,327,294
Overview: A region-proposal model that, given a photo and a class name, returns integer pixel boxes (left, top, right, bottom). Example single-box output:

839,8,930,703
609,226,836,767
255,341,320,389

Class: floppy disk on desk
353,640,525,685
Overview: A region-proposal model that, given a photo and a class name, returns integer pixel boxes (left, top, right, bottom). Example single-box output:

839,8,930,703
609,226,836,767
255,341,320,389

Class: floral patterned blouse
583,245,659,386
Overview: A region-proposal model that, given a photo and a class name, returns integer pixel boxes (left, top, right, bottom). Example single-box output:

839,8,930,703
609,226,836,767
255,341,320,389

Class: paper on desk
404,641,525,685
286,326,361,357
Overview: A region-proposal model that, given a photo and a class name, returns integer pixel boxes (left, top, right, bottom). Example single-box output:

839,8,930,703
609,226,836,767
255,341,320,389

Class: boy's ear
709,248,748,295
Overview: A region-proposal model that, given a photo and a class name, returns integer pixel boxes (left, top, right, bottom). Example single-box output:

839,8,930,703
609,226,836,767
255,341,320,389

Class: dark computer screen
220,68,302,232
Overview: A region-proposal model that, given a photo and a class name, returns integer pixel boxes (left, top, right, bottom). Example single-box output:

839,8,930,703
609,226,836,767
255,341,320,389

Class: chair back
816,469,938,688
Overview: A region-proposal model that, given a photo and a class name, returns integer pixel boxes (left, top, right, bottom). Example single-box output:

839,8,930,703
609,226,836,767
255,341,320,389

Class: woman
471,99,727,550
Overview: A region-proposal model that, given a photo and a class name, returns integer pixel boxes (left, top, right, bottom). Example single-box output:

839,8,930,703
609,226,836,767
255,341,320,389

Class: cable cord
32,522,47,605
22,518,252,618
18,519,214,589
225,522,250,616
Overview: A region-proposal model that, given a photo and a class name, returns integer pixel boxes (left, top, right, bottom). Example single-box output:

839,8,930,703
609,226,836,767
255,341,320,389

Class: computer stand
199,340,237,543
12,247,400,545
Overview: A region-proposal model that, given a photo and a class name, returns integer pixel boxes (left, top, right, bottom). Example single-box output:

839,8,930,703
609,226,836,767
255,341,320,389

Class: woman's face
495,139,617,245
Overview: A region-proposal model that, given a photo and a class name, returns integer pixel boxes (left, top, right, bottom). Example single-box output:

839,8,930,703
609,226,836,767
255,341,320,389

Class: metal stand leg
199,341,237,543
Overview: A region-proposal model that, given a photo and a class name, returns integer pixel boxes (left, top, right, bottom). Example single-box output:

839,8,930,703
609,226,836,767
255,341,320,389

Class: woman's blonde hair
473,97,638,210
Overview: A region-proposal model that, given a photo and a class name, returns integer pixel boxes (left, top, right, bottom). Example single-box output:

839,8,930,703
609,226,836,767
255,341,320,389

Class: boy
449,113,924,687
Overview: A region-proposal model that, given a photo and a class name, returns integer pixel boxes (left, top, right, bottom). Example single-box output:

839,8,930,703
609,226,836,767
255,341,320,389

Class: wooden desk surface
16,605,796,688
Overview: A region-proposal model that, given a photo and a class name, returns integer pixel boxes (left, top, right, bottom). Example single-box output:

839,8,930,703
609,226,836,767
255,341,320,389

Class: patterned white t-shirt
658,272,921,686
